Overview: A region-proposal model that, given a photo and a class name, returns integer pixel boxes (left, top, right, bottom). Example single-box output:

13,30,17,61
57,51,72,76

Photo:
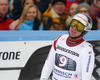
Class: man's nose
73,26,77,30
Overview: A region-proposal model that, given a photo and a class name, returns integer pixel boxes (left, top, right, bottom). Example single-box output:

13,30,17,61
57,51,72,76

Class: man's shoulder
55,34,68,42
82,41,93,49
60,34,69,39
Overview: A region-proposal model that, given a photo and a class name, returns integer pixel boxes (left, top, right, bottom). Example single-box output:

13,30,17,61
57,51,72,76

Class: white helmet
72,13,92,32
69,13,92,39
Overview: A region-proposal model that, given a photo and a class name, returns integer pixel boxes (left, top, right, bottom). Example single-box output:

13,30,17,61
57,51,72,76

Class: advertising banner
0,31,100,80
0,41,53,80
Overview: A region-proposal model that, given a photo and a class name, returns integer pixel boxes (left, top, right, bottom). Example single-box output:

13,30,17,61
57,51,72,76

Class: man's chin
69,34,76,38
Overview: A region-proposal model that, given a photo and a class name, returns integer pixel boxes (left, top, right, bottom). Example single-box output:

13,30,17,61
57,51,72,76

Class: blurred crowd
0,0,100,30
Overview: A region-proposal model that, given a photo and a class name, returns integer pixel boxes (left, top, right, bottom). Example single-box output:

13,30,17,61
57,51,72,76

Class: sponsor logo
86,54,91,72
56,45,79,57
76,15,87,23
0,51,21,60
74,74,78,78
53,68,72,78
60,37,65,40
89,51,92,54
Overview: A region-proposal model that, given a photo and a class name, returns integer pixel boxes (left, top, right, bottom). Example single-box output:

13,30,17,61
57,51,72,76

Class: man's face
0,0,9,17
53,2,66,14
69,26,82,38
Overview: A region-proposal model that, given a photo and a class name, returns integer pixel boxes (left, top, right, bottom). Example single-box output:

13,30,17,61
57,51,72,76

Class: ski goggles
70,19,85,32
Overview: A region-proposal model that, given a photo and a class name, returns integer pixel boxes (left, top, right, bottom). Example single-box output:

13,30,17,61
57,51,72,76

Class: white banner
0,41,53,80
0,40,99,80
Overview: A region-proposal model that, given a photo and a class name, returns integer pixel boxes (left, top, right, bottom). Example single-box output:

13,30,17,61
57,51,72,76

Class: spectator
91,0,100,30
0,0,13,30
37,0,51,14
12,0,35,20
23,0,36,7
12,0,50,20
65,2,79,30
42,0,67,30
75,3,98,30
9,0,23,30
18,4,41,30
91,0,100,18
10,0,41,30
65,0,79,12
12,0,23,20
40,13,95,80
76,3,92,16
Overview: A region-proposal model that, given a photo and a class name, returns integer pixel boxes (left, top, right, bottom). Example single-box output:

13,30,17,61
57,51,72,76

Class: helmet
69,13,92,39
72,13,92,32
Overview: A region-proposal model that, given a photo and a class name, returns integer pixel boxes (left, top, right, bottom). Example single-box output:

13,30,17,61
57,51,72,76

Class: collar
25,20,34,24
66,36,84,47
50,8,60,18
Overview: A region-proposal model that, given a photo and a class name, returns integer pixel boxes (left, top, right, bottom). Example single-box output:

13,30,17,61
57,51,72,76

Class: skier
40,13,95,80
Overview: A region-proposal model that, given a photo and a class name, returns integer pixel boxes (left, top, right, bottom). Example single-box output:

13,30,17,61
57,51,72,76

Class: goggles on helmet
70,19,85,32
